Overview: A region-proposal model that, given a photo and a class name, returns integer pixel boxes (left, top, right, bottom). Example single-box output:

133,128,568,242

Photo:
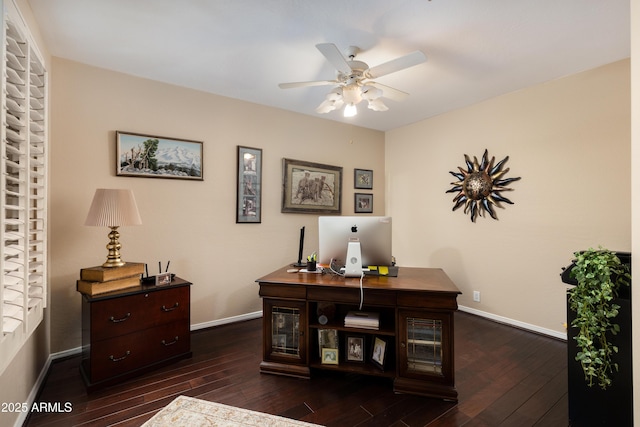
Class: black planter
562,252,633,427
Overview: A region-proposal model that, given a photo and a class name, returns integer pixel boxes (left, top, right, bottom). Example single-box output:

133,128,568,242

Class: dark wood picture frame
282,158,342,214
354,168,373,189
346,335,365,363
116,131,203,180
354,193,373,213
236,146,262,223
371,336,387,370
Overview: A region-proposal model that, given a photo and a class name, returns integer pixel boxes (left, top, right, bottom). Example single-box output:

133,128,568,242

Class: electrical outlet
473,291,481,302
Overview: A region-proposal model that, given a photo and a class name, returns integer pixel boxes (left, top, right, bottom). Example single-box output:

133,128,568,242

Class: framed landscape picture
282,158,342,214
236,146,262,223
116,131,203,180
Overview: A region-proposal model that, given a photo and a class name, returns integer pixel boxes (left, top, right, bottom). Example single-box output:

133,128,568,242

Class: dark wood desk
256,266,461,401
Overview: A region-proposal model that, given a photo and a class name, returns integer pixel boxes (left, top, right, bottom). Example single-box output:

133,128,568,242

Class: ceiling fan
279,43,426,117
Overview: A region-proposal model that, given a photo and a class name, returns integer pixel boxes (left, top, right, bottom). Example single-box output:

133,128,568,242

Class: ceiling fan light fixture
367,98,388,111
361,85,382,100
342,85,362,105
316,97,344,114
316,99,336,114
280,43,425,118
343,103,358,117
326,87,342,101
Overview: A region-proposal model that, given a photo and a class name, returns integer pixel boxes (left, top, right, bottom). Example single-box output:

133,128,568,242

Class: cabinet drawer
307,286,393,305
90,286,189,341
397,292,458,310
260,283,306,299
89,321,190,383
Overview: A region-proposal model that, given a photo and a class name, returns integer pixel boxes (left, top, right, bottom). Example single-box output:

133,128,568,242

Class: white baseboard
458,305,567,341
191,310,263,331
13,356,52,427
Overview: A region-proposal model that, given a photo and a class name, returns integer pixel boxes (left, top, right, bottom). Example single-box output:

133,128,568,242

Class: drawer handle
109,313,131,323
161,302,179,312
109,351,131,362
162,336,179,346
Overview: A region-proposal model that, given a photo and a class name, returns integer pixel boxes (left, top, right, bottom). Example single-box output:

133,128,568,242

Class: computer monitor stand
344,240,363,277
292,226,306,267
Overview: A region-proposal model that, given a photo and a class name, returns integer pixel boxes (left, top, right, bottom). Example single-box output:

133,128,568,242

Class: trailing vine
568,247,630,389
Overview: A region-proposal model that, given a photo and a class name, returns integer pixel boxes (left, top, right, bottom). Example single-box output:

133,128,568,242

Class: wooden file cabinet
80,278,192,391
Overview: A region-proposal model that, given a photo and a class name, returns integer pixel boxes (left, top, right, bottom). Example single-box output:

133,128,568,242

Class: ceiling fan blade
316,43,352,74
279,80,338,89
367,51,426,79
368,82,409,102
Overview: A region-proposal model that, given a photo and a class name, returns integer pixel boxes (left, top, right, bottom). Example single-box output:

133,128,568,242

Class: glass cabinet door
271,306,301,357
405,317,443,374
263,300,306,364
398,310,453,381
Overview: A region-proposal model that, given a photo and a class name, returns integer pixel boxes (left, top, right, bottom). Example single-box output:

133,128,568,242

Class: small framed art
354,168,373,189
346,335,365,362
116,131,203,180
355,193,373,213
371,336,387,370
322,348,339,365
318,329,338,357
236,146,262,223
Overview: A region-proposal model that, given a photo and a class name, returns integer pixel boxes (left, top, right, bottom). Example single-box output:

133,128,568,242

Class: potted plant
563,247,632,426
306,252,317,272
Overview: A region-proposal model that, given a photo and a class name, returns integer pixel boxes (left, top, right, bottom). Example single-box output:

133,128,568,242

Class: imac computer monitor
318,216,392,268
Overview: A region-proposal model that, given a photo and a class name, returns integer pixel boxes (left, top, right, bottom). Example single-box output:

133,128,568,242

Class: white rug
142,395,324,427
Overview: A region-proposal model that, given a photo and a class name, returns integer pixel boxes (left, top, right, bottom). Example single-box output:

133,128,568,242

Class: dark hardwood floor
25,311,568,427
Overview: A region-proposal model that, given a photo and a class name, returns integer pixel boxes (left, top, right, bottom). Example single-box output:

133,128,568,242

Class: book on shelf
344,311,380,330
77,274,141,296
80,262,145,282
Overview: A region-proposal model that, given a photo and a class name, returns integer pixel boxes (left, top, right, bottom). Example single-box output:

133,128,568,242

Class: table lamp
85,188,142,268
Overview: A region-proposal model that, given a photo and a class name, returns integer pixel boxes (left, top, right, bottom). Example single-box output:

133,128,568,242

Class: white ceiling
27,0,630,131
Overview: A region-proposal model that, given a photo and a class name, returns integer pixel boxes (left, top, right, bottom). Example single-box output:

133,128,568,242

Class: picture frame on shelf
354,193,373,213
371,336,387,370
116,131,203,180
346,335,365,362
322,347,339,365
236,146,262,223
282,158,342,214
354,168,373,189
318,329,338,357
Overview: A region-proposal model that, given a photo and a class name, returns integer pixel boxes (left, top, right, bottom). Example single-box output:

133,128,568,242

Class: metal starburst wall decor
446,149,521,222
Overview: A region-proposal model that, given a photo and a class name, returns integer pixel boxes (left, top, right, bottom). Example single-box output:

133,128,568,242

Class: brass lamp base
102,226,126,268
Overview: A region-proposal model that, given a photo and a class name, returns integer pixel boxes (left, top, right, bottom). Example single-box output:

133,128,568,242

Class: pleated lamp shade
85,189,142,227
85,189,142,267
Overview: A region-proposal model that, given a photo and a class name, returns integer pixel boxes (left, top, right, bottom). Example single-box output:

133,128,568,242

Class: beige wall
49,58,386,353
386,59,630,336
